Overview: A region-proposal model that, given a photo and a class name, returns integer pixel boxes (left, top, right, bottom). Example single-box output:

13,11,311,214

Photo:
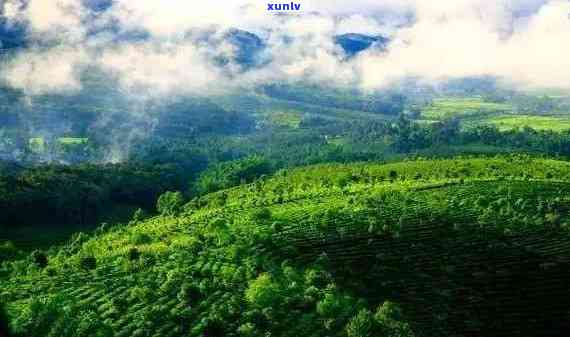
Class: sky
0,0,569,96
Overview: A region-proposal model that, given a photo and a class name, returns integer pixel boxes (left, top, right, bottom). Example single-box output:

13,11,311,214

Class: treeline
195,156,273,195
5,113,570,233
147,116,570,196
346,115,570,156
0,163,186,229
177,116,570,197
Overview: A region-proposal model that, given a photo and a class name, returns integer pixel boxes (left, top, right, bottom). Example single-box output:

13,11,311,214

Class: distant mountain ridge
0,14,387,61
0,19,26,50
219,29,389,67
334,33,390,56
221,28,267,69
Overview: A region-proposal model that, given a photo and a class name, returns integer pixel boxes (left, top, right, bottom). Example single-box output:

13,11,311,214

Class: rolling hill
2,156,570,337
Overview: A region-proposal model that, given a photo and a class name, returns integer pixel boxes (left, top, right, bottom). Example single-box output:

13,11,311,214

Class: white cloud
335,15,393,36
107,0,270,36
98,40,226,96
1,0,569,95
2,0,86,41
1,46,89,95
499,0,570,88
2,0,22,20
355,0,570,90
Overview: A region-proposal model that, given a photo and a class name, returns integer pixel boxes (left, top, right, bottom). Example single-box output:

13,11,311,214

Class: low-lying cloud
1,0,569,96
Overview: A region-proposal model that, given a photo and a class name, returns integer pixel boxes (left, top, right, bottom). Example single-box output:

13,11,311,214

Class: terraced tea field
2,156,570,337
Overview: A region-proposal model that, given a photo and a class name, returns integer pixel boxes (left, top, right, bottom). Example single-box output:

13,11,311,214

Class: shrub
345,302,415,337
127,286,153,303
130,233,152,245
128,247,141,261
237,323,258,336
196,156,272,195
305,269,332,289
94,223,108,235
177,283,202,304
317,290,361,330
316,293,343,317
245,273,280,308
75,310,113,337
79,256,97,271
31,250,48,269
157,191,185,216
346,309,374,337
141,254,156,267
71,232,89,245
132,208,146,222
68,232,89,253
251,208,272,222
374,301,403,322
374,301,415,337
11,295,62,336
270,221,284,233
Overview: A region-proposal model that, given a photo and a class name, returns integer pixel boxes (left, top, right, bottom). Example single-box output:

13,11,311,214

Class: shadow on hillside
301,230,570,337
0,303,13,337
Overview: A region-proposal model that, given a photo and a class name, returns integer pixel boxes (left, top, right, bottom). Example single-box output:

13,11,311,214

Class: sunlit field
422,97,512,120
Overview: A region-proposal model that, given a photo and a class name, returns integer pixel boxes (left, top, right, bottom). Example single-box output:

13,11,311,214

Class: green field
422,97,512,120
28,138,46,153
474,115,570,131
268,111,302,128
27,137,89,153
58,138,89,146
522,88,570,99
3,156,570,337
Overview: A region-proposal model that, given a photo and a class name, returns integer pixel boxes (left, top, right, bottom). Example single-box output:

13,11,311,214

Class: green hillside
470,115,570,132
2,156,570,337
422,97,512,120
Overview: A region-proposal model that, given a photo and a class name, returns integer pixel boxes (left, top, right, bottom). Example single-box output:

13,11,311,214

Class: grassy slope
421,97,512,120
3,156,570,337
421,96,570,132
469,115,570,131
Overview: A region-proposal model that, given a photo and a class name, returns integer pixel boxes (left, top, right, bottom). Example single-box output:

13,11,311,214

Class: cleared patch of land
58,137,89,145
268,111,302,128
27,137,89,153
472,115,570,131
422,97,512,120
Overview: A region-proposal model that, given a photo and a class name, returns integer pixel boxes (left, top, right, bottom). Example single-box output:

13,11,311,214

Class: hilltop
2,156,570,337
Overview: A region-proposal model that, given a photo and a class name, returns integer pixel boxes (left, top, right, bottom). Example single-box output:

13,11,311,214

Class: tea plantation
2,156,570,337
